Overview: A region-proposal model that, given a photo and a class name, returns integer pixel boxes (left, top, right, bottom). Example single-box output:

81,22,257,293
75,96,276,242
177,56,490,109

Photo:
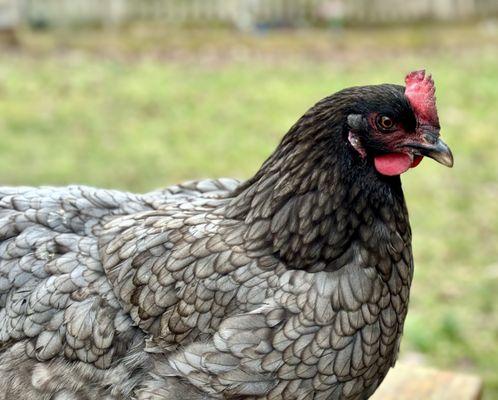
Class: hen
0,70,452,400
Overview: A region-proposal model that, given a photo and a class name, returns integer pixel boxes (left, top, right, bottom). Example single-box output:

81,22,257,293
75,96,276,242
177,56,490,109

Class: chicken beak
404,130,454,168
421,136,454,167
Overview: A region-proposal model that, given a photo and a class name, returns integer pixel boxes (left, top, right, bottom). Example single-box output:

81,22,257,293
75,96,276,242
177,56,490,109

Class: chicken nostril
424,133,438,144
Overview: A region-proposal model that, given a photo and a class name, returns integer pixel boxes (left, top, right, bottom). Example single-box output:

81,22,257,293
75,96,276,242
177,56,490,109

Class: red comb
405,70,439,126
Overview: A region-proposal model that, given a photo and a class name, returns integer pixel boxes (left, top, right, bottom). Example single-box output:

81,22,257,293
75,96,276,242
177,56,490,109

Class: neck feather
225,109,409,272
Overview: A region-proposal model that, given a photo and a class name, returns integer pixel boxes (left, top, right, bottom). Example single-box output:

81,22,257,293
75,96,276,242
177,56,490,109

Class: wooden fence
4,0,498,30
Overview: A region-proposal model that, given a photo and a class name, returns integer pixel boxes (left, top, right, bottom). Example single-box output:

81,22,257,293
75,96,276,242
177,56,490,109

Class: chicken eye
377,115,395,131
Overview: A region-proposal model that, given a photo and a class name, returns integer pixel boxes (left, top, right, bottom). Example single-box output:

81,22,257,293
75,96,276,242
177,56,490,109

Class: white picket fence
1,0,498,30
20,0,329,30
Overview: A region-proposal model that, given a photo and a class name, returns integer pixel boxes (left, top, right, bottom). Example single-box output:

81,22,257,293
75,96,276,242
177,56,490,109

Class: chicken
0,70,453,400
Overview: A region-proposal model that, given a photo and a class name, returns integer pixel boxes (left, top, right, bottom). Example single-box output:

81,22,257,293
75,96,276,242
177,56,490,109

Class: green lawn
0,25,497,398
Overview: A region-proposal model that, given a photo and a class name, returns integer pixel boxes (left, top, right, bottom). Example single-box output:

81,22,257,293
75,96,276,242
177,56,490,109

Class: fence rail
1,0,498,30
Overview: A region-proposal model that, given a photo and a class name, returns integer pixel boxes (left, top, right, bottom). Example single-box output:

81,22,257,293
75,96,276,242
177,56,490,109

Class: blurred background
0,0,497,398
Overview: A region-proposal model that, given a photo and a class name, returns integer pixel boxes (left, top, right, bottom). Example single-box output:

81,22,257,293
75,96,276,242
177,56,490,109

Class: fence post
0,0,20,30
233,0,258,31
105,0,126,27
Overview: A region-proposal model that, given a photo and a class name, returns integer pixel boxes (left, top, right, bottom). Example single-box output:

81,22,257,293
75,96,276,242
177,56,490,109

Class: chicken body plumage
0,78,452,400
0,177,411,400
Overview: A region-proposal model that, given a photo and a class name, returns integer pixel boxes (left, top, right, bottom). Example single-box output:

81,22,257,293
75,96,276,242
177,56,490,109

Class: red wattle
374,153,413,176
411,155,423,168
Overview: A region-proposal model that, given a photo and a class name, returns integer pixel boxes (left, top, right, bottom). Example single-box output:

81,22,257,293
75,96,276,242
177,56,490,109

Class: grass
0,24,497,398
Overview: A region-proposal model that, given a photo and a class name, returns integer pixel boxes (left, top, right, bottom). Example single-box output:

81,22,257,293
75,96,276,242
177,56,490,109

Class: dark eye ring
376,115,395,131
